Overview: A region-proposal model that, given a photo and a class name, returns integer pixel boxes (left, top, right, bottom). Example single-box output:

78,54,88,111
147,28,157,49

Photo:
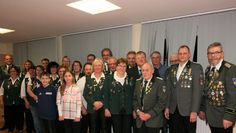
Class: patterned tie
141,80,148,107
208,67,216,87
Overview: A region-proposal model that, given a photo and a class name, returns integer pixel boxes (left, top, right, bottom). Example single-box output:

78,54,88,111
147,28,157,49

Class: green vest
83,74,110,113
108,75,135,114
3,78,23,106
25,77,42,106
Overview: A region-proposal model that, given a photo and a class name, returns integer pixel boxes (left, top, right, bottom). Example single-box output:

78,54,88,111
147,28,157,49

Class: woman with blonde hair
83,58,110,133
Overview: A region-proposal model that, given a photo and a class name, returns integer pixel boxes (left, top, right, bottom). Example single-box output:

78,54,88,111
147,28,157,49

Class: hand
198,111,206,120
93,101,103,110
59,116,64,121
223,119,233,129
164,108,170,120
133,111,137,119
142,113,151,121
190,112,197,123
81,108,88,115
105,109,111,117
25,101,30,109
74,117,80,122
33,96,38,102
137,111,146,121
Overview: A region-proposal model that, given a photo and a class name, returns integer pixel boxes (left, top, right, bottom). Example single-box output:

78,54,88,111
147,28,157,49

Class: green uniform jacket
133,77,167,128
203,60,236,127
106,74,135,114
83,74,110,113
2,77,23,106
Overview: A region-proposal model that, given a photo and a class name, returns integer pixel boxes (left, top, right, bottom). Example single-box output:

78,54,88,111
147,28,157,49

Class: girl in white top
57,70,82,133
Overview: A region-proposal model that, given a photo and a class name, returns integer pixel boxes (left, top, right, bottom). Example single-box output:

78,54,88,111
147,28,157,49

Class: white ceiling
1,0,236,43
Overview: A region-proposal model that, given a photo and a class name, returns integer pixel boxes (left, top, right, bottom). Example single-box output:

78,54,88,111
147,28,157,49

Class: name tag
45,92,52,95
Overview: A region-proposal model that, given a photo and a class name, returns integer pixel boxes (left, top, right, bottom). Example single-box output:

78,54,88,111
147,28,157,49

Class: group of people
0,42,235,133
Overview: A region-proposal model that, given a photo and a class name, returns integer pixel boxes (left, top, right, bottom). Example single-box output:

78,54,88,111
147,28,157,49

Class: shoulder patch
224,63,231,68
232,78,236,86
156,77,163,80
136,77,142,81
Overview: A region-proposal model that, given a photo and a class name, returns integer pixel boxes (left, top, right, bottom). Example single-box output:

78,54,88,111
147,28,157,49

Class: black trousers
25,107,35,133
40,118,56,133
5,105,24,132
90,108,106,133
55,119,65,133
161,113,169,133
137,123,160,133
2,105,9,129
132,118,137,133
170,108,196,133
210,126,233,133
81,114,91,133
106,117,112,133
64,119,81,133
111,114,132,133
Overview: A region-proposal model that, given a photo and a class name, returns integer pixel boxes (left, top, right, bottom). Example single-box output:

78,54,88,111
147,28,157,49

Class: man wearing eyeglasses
199,42,236,133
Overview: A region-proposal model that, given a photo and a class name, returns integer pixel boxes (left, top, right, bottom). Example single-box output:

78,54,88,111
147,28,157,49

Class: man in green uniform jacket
199,42,236,133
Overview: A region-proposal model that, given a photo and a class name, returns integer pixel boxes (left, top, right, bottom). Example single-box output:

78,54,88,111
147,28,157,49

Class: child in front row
34,72,57,133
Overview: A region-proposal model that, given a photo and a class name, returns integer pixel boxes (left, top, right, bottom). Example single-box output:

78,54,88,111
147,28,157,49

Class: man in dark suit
126,51,136,70
199,42,236,133
101,48,113,75
126,51,147,133
127,51,147,80
164,45,204,133
133,63,167,133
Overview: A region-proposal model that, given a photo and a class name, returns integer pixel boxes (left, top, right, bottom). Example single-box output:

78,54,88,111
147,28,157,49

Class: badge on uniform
46,92,52,95
162,86,166,93
232,78,236,86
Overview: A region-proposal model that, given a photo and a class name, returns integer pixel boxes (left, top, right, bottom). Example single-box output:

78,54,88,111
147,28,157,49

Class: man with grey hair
150,51,167,78
107,57,117,74
199,42,236,133
133,63,167,133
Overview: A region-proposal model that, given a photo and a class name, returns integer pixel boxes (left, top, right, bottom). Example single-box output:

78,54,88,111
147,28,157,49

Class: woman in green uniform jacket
0,66,24,133
105,58,135,133
83,58,110,133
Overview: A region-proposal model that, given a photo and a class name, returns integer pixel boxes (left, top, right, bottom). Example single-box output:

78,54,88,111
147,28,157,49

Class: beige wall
0,43,13,54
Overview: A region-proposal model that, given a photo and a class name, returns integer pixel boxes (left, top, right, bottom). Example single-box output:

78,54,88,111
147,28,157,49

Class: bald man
133,63,167,133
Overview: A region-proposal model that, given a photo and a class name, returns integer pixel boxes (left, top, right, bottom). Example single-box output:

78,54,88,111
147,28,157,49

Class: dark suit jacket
165,60,204,116
133,77,167,128
127,65,141,81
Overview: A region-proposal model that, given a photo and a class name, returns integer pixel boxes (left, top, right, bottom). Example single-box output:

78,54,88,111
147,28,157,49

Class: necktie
211,67,215,72
141,80,148,107
208,67,216,87
139,69,142,76
6,65,9,72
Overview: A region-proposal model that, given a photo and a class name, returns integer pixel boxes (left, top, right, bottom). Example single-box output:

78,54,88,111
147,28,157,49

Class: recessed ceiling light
67,0,121,15
0,27,15,34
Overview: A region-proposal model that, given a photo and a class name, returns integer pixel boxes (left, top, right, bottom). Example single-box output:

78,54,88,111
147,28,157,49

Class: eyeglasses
118,65,127,68
207,51,222,56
